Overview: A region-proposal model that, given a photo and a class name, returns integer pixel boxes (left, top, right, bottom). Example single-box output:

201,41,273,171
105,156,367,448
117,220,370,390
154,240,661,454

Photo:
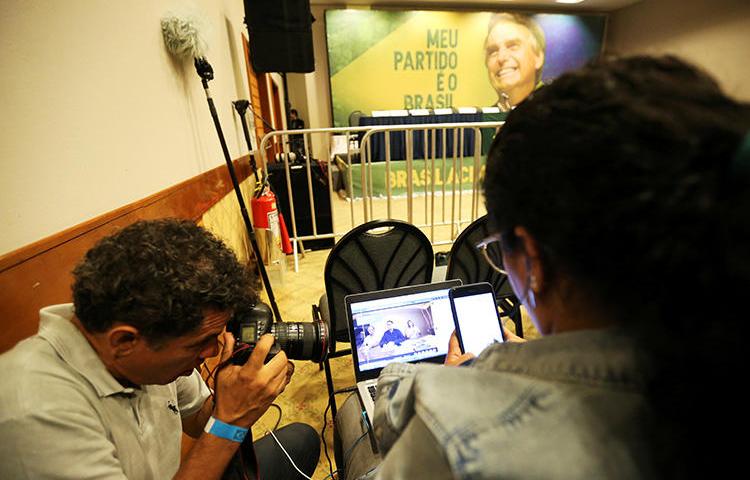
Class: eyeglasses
475,233,508,275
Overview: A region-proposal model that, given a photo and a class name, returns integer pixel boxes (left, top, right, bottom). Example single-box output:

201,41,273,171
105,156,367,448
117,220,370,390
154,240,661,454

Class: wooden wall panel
0,157,253,353
242,35,281,163
242,36,266,150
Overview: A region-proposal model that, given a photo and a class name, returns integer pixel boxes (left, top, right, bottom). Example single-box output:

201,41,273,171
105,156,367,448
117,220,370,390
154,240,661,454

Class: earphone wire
267,429,313,480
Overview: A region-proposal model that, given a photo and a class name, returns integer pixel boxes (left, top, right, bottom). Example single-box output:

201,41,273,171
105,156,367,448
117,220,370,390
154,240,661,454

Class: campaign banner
343,157,486,198
326,10,606,127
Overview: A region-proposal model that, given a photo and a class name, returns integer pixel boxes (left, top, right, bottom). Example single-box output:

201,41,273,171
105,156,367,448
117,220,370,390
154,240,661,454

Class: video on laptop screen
350,288,455,372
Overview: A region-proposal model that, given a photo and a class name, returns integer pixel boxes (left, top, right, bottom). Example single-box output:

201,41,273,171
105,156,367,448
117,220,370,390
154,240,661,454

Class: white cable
267,429,314,480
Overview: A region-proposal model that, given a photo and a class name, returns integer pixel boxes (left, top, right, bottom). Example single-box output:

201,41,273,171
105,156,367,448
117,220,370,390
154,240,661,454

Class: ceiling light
555,0,585,4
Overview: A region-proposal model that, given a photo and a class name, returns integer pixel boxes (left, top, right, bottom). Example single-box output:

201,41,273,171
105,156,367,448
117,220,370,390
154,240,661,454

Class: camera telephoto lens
269,320,328,363
228,303,329,364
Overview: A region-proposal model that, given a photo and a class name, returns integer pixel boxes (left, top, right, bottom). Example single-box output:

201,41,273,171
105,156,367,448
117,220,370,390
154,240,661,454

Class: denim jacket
370,328,656,479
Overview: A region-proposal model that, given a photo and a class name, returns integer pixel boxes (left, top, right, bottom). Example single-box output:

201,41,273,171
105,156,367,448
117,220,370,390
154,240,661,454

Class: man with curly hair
0,219,319,479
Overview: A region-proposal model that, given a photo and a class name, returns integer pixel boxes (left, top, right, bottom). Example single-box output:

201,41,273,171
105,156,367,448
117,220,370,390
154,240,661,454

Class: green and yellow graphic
326,9,606,127
327,10,497,127
344,157,486,198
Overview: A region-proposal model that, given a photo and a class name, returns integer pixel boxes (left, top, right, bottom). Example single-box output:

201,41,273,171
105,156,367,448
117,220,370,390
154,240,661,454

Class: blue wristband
204,416,249,443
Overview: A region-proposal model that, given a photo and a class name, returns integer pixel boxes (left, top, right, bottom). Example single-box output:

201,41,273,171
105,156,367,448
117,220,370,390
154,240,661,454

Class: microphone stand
234,99,301,264
235,98,277,135
194,58,283,323
232,100,260,190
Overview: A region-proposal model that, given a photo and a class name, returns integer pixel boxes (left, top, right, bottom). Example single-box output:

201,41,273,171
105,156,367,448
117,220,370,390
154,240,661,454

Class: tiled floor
252,249,353,480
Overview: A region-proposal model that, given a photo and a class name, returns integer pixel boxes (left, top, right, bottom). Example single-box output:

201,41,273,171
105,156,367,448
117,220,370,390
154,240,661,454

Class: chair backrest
324,219,434,345
446,215,514,299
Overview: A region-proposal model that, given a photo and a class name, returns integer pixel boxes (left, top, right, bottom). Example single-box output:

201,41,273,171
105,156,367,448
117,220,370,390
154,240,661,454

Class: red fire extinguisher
251,188,292,255
251,188,277,230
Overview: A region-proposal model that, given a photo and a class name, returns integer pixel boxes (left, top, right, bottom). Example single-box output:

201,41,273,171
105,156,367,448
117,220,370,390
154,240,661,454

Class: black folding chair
313,219,434,417
445,215,523,337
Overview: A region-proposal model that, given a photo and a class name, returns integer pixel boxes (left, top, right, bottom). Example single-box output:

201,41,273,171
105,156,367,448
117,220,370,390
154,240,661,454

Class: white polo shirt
0,304,210,479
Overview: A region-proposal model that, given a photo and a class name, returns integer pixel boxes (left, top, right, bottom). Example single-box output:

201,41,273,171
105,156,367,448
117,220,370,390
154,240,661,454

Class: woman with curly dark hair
365,56,749,479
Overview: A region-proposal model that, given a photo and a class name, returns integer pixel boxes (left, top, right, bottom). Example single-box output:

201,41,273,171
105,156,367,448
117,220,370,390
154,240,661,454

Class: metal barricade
259,121,503,271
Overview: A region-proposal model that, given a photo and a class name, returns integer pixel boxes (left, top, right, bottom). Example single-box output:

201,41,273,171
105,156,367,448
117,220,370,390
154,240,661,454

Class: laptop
344,280,462,424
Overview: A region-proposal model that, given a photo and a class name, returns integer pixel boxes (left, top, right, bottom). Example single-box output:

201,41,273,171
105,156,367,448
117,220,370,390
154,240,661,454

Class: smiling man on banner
484,13,546,111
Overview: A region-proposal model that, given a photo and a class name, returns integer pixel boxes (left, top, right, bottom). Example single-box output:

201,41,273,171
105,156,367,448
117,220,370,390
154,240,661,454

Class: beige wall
284,5,334,162
0,0,252,254
607,0,750,101
7,0,746,255
286,73,310,127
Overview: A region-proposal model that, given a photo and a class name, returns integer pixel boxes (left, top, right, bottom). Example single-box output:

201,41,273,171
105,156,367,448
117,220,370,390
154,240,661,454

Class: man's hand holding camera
213,333,292,428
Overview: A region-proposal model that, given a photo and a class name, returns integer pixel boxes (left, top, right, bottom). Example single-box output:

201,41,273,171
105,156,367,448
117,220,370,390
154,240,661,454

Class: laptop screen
346,280,461,378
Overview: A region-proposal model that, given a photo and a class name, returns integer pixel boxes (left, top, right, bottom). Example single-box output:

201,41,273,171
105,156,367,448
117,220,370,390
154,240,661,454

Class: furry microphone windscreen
160,14,208,60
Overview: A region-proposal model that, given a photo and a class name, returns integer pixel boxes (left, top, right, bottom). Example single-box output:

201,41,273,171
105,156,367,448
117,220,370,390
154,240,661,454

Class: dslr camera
226,302,329,364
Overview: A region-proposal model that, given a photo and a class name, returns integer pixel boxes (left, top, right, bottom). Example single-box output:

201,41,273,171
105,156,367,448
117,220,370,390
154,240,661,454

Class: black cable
333,387,358,394
201,360,221,402
268,403,283,431
232,100,272,202
232,100,259,179
341,413,369,468
249,103,276,133
321,386,358,479
321,396,334,479
233,97,276,134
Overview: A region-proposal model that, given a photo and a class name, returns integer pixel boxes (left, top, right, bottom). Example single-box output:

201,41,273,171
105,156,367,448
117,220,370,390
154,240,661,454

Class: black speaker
244,0,315,73
267,163,334,250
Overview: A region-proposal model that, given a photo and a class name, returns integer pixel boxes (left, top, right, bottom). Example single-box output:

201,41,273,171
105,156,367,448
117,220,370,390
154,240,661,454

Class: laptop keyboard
367,385,377,401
